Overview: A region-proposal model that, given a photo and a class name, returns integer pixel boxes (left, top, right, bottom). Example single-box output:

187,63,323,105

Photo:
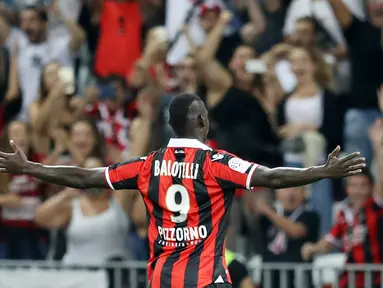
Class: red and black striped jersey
331,196,383,288
105,138,258,288
325,199,355,253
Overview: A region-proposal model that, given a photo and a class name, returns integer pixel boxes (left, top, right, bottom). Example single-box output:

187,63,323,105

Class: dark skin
0,99,366,189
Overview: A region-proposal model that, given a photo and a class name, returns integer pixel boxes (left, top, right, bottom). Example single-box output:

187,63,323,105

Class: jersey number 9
165,184,190,223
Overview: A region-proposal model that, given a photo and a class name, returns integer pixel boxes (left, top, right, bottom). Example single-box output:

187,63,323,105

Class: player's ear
197,114,205,129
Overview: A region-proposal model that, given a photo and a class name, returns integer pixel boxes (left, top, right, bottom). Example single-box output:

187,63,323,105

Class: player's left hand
0,140,28,174
323,146,366,178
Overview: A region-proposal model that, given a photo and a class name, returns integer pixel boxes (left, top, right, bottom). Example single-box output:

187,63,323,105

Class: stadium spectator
0,121,60,260
301,169,374,259
328,0,383,167
0,0,382,286
64,119,104,167
197,10,282,167
35,157,131,264
29,62,94,155
86,75,137,162
199,0,265,67
0,13,19,136
129,26,168,90
254,187,320,288
17,5,85,122
302,115,383,288
94,0,143,78
276,45,343,234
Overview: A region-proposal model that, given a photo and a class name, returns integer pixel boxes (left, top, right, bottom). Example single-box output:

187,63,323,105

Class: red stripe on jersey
148,150,178,288
137,154,154,279
107,157,144,190
339,198,383,288
196,158,227,286
170,149,199,288
366,207,380,263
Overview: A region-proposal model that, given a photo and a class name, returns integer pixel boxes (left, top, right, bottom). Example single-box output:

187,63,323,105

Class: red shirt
105,138,258,288
94,0,143,77
326,197,383,288
325,199,356,253
87,102,133,152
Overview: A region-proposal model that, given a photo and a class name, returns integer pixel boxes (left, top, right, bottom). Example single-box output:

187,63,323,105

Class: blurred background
0,0,382,287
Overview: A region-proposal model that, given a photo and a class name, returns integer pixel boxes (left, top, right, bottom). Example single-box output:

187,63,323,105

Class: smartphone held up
58,67,75,95
245,59,266,74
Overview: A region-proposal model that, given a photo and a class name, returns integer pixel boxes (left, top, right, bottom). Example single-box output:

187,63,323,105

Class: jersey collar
167,138,212,151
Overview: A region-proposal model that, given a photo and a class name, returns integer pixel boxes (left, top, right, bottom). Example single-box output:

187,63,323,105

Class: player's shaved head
168,93,209,141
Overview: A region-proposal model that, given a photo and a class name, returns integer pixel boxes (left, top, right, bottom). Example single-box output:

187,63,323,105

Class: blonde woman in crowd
35,157,131,264
29,62,96,155
275,45,344,234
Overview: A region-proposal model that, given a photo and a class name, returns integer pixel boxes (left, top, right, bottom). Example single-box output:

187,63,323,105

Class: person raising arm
0,140,365,191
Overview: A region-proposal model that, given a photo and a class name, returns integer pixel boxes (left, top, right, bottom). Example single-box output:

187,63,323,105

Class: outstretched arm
251,146,365,189
23,163,106,189
0,141,107,189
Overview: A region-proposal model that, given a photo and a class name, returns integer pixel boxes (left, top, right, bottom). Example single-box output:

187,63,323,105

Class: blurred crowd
0,0,382,287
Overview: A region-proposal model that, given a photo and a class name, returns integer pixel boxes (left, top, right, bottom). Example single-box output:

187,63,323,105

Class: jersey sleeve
105,156,146,190
209,151,258,190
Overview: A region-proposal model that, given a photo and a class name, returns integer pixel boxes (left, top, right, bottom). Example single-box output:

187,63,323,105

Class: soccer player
0,93,366,288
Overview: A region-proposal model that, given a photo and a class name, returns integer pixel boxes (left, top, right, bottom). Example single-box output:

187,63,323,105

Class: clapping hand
323,146,366,178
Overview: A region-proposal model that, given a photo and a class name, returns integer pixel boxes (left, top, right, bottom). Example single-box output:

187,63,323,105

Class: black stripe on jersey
360,207,373,263
148,150,165,271
160,150,186,288
377,212,383,262
184,150,211,288
108,157,143,189
213,179,235,283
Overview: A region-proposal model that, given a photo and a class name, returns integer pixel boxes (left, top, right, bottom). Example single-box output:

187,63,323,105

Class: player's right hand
323,146,366,178
0,140,28,174
301,243,316,261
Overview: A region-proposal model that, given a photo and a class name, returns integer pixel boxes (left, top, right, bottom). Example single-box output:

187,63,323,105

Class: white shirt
17,35,72,122
48,0,82,40
5,28,27,51
283,0,366,44
166,0,227,65
284,93,324,163
63,198,129,265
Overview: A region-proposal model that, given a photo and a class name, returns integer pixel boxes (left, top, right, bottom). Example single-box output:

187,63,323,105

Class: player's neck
175,134,205,143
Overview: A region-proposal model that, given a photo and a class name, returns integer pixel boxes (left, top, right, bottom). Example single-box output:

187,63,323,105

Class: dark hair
359,168,374,184
24,6,48,22
346,168,374,185
296,16,316,29
70,118,105,162
103,74,128,90
168,93,202,136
